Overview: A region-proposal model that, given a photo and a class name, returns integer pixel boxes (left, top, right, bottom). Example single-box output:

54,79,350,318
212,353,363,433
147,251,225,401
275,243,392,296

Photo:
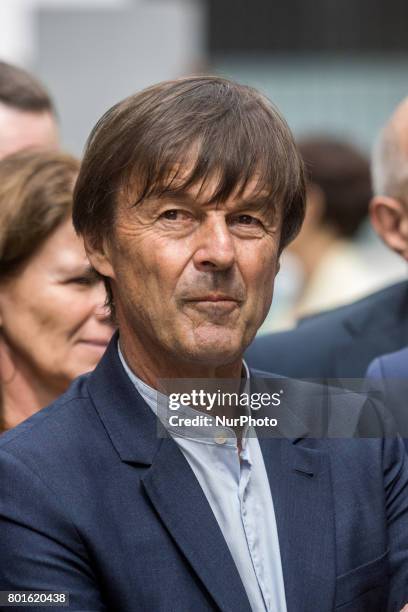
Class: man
246,99,408,379
0,77,407,612
0,60,58,159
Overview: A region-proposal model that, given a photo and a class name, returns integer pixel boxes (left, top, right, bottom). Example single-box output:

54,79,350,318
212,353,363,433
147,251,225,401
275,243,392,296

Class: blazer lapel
141,438,252,612
88,335,251,612
259,437,336,612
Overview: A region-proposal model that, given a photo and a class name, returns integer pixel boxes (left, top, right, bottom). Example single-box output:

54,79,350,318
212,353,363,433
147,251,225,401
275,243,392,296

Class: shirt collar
117,342,252,446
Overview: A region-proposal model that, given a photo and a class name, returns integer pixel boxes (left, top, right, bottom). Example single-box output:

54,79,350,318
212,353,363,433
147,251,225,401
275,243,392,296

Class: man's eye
234,215,262,226
160,209,191,221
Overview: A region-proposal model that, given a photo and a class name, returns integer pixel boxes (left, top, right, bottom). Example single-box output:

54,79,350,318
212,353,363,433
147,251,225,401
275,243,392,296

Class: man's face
97,175,282,368
0,103,58,159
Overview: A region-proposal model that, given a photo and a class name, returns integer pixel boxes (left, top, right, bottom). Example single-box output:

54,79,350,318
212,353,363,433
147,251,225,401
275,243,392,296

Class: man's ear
369,196,408,260
83,234,116,280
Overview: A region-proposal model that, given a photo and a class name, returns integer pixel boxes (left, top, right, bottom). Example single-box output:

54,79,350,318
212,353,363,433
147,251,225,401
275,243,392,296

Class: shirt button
215,434,227,445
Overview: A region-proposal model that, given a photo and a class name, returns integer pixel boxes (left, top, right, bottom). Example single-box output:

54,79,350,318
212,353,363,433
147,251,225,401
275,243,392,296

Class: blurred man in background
0,60,58,159
363,98,408,442
247,98,408,379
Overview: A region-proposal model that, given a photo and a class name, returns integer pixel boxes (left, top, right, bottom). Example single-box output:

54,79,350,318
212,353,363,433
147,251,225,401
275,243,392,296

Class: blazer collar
87,332,161,465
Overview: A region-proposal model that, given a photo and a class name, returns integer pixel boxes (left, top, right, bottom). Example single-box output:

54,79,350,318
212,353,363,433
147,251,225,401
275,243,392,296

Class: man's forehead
122,164,273,211
185,175,270,205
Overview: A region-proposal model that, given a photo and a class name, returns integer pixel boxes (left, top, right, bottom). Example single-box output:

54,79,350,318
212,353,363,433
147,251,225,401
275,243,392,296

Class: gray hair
371,122,408,199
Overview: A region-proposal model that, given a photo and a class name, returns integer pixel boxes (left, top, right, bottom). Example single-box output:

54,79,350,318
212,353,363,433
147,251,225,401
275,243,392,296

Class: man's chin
180,335,246,369
188,349,241,369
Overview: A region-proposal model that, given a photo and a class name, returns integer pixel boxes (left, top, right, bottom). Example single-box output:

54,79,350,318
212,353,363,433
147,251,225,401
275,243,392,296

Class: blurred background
2,0,408,333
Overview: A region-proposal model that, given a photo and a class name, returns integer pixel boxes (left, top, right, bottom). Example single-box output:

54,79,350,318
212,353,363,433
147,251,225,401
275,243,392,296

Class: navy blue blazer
367,347,408,448
246,280,408,379
1,337,408,611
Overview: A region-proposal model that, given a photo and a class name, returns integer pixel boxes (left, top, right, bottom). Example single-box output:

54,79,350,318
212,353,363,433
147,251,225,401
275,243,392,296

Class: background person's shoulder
246,280,408,378
0,370,118,510
245,313,344,378
367,346,408,379
298,279,408,330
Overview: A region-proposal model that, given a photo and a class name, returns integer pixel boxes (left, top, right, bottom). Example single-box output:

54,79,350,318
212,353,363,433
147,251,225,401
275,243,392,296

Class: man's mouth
184,296,241,314
186,294,241,303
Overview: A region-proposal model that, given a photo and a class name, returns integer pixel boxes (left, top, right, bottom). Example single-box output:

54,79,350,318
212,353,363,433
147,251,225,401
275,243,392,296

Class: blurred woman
0,151,113,433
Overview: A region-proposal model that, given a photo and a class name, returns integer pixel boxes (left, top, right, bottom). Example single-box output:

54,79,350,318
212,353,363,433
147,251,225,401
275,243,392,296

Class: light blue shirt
118,346,287,612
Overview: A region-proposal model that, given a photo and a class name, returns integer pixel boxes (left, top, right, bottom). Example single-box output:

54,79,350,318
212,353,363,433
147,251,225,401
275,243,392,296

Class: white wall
17,0,205,154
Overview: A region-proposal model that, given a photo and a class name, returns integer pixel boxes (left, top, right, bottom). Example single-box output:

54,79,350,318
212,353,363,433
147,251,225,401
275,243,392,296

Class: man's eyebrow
237,194,272,206
135,191,276,212
159,192,274,207
156,191,197,205
234,194,276,213
135,191,196,210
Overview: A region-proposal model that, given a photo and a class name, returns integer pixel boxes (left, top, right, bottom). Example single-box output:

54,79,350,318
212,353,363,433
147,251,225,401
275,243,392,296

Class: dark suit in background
366,346,408,450
246,280,408,379
368,346,408,380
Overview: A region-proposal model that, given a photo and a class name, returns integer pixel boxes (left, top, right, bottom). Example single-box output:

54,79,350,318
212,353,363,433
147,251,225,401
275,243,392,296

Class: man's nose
193,216,236,272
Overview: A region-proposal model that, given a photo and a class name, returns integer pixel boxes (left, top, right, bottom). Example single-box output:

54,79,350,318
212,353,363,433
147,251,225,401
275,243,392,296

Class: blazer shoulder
246,281,408,377
0,373,94,458
261,280,408,347
368,346,408,379
245,309,345,373
298,279,408,330
366,356,382,379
